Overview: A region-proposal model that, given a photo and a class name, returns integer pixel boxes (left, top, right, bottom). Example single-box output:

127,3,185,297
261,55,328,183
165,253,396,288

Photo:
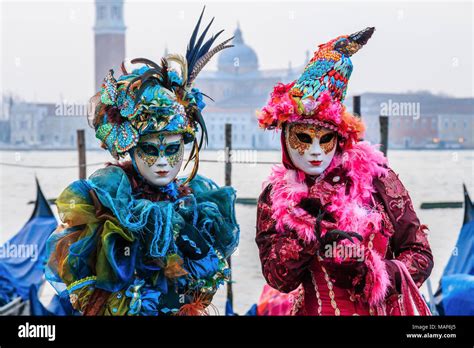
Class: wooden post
77,129,86,179
379,115,389,157
353,95,363,141
225,124,232,187
353,95,361,118
224,123,233,309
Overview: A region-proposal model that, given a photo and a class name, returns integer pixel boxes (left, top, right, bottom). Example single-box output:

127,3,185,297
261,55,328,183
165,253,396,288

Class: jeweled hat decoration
89,7,233,180
257,27,375,143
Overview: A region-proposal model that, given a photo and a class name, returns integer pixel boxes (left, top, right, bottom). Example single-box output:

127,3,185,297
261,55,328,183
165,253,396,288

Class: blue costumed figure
45,8,239,316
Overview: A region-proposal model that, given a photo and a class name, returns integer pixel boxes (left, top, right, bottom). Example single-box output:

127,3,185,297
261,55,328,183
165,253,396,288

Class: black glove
299,197,324,218
318,229,363,251
176,224,210,260
313,207,362,250
313,210,366,290
320,258,368,290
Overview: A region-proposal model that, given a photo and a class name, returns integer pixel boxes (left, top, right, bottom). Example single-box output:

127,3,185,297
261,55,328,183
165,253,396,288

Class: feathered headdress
257,27,374,144
89,7,233,182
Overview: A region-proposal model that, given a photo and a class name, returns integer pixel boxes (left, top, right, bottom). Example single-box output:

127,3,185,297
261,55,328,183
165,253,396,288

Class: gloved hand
312,205,362,252
176,223,210,260
298,197,324,218
319,258,368,290
312,208,367,290
317,228,363,253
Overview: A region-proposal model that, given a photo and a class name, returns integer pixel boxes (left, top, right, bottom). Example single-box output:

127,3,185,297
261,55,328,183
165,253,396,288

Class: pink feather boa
264,141,390,306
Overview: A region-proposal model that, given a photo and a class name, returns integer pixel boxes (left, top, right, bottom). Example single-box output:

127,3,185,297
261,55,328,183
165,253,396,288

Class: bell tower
94,0,126,93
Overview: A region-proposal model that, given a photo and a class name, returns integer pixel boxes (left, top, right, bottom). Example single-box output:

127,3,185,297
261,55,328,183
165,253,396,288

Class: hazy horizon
1,0,473,104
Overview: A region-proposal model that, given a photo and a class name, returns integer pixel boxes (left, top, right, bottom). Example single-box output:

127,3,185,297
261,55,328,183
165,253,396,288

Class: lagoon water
1,149,473,314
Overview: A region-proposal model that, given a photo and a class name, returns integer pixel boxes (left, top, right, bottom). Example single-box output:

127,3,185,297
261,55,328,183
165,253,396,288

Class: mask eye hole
165,144,181,156
319,133,335,144
295,132,313,144
139,143,159,156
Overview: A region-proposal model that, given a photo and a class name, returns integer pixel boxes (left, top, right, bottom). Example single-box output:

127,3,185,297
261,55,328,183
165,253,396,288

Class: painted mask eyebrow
139,140,182,154
141,140,182,146
136,139,184,167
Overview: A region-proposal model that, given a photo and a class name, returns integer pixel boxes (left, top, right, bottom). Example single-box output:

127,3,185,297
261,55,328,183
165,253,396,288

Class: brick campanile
94,0,126,93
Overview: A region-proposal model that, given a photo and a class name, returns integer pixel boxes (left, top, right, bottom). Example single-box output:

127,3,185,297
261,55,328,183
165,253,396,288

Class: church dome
218,25,259,74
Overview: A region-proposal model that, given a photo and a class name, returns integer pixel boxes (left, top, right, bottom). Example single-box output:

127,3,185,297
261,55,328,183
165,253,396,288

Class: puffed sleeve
255,184,318,293
174,174,240,309
45,168,141,315
373,168,434,295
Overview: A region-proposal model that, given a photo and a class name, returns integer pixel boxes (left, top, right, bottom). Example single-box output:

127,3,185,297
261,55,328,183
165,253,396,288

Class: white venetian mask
285,123,337,176
132,132,184,186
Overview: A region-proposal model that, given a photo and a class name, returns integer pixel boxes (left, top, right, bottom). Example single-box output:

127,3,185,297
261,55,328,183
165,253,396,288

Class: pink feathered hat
257,27,375,145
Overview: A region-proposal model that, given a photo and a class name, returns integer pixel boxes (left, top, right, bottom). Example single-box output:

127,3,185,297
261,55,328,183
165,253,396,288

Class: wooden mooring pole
224,123,234,309
353,95,363,141
379,115,389,157
77,129,86,179
353,95,361,118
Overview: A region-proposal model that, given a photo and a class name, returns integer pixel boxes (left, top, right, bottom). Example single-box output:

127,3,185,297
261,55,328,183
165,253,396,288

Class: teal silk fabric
45,166,239,315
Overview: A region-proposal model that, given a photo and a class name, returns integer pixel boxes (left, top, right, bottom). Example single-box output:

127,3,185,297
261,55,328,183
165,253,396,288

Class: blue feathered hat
89,7,233,166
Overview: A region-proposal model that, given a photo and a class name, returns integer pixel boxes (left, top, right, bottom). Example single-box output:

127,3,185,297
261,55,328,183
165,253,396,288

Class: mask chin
290,149,335,176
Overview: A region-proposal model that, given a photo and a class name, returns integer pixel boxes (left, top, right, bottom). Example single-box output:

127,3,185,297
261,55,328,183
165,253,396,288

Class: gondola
0,178,57,315
431,184,474,315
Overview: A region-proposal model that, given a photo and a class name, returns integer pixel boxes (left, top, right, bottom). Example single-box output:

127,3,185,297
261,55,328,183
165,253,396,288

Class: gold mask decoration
135,133,184,167
287,123,337,155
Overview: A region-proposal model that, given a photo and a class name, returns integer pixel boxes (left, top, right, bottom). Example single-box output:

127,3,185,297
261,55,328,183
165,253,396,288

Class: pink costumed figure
255,27,433,316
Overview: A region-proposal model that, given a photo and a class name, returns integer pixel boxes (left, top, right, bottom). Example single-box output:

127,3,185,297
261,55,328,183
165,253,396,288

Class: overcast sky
1,0,472,103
